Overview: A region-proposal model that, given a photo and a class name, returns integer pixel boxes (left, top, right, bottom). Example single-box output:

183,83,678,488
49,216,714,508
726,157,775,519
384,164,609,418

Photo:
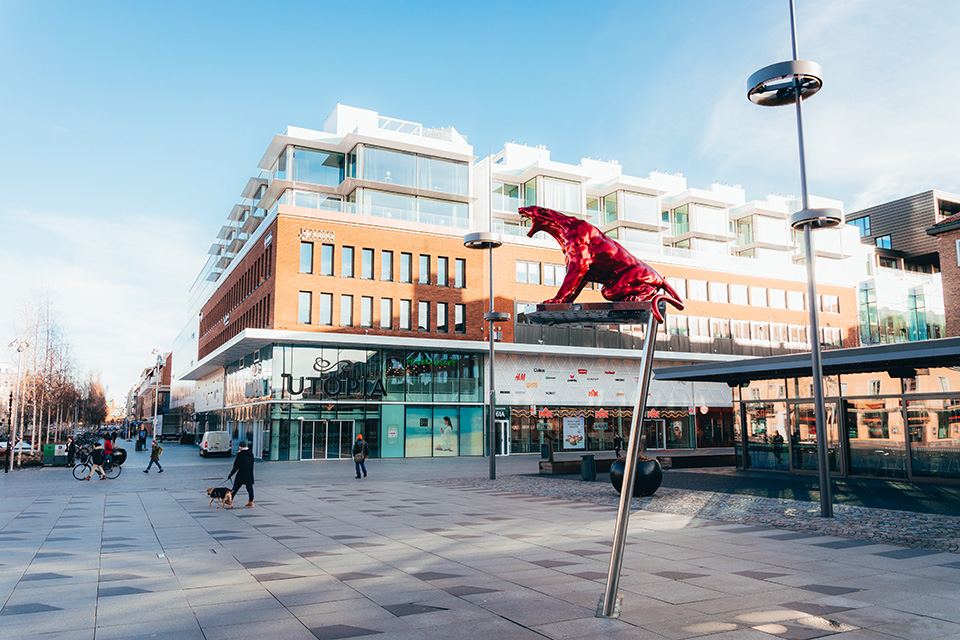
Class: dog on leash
207,486,234,508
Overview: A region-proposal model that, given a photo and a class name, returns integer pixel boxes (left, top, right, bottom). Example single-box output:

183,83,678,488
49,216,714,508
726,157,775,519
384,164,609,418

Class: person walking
228,440,255,506
82,441,105,480
352,434,368,479
613,433,623,458
144,439,164,473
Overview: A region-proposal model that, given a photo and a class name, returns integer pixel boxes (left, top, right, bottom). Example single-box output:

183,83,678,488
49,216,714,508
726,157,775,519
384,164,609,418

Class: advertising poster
563,416,585,449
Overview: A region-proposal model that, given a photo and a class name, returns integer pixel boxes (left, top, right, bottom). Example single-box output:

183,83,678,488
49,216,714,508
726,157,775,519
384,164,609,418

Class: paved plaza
2,444,960,639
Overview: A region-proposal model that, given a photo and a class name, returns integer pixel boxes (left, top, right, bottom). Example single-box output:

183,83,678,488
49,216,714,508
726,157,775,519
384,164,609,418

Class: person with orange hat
352,433,368,479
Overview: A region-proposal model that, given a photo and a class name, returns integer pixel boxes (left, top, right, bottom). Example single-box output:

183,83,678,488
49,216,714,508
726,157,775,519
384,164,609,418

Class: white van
199,431,231,457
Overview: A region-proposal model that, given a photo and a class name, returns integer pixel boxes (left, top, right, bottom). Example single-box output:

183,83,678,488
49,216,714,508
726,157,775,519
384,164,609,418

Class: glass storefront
734,367,960,483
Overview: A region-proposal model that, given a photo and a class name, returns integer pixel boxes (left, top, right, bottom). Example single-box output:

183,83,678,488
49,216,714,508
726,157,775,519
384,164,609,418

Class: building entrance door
301,420,355,460
495,419,510,455
644,420,667,449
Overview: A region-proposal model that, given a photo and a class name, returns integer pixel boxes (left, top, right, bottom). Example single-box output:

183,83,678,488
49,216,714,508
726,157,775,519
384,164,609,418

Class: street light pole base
597,594,622,618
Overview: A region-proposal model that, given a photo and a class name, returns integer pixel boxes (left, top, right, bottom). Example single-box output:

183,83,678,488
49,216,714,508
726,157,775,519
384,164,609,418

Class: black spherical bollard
609,456,662,497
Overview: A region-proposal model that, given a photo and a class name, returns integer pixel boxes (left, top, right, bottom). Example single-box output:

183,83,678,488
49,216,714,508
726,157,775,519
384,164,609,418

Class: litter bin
54,443,68,466
580,454,596,481
42,444,55,466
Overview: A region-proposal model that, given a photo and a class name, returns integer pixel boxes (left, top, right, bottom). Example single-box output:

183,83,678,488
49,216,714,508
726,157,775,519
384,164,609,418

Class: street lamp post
748,0,840,517
464,231,509,480
151,348,162,441
7,339,28,472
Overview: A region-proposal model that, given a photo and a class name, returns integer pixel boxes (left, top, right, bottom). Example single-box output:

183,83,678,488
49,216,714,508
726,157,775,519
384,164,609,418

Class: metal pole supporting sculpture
519,205,684,617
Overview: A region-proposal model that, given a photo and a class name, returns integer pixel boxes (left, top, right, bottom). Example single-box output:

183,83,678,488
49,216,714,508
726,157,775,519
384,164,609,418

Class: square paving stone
383,603,448,617
566,549,608,557
333,572,382,581
411,571,461,581
764,532,819,541
811,539,877,549
442,585,501,597
531,560,578,568
0,603,63,615
570,571,608,580
781,601,854,616
308,623,382,639
797,584,861,596
873,548,940,559
734,570,789,580
654,571,709,581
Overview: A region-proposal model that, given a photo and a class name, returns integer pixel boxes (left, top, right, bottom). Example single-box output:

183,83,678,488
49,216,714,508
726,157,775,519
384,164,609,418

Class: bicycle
72,458,122,480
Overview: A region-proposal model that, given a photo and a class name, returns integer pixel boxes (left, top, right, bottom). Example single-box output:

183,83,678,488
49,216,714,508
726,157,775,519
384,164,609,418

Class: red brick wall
937,229,960,337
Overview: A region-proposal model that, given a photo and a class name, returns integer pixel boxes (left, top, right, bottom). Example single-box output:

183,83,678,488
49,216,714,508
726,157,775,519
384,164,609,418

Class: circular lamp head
484,312,511,323
791,207,842,230
463,231,503,250
748,60,823,107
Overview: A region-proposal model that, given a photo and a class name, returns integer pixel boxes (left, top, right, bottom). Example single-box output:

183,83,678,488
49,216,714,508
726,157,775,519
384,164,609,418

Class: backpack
156,445,163,455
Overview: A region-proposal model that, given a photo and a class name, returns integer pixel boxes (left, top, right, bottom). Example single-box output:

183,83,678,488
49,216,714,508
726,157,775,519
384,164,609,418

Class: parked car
198,431,231,457
0,441,34,454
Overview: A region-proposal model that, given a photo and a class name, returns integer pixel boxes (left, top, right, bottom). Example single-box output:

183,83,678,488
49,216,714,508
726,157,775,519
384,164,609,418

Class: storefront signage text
281,373,387,398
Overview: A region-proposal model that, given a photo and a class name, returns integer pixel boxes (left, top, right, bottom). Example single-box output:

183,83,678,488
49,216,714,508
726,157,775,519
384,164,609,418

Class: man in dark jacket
229,440,255,506
352,434,368,479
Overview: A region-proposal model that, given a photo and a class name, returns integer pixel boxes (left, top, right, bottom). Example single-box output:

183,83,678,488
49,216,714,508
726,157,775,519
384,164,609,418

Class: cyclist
82,441,106,480
103,434,114,465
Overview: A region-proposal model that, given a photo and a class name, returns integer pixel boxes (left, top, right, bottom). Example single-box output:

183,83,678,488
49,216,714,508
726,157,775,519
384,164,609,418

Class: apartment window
437,302,449,333
380,298,393,329
340,294,353,326
711,318,730,339
542,177,582,214
454,304,465,333
850,216,870,237
709,282,728,303
361,248,374,279
667,277,686,299
787,290,805,310
454,258,465,287
689,316,709,337
398,299,412,330
437,256,449,286
298,291,312,324
876,234,892,250
342,246,355,277
400,252,412,283
320,244,334,275
769,289,786,309
492,181,521,212
544,263,566,287
749,286,767,307
667,315,688,336
418,301,429,331
299,242,313,273
939,376,951,392
821,294,840,313
868,379,882,395
753,322,770,341
360,296,373,327
381,250,393,281
789,324,808,344
734,320,753,340
516,260,541,284
771,323,788,342
318,293,333,325
419,255,430,284
688,280,708,301
730,284,748,305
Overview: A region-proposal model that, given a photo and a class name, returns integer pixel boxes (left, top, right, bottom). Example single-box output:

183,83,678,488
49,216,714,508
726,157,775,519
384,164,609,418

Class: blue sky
2,0,959,401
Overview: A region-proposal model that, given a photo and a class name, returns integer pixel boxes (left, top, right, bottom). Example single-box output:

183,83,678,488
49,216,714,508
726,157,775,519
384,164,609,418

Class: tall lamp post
463,231,509,479
747,0,840,517
7,339,28,473
151,348,162,441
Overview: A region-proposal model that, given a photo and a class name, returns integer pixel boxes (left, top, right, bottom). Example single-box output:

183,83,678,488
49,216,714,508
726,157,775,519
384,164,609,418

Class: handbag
353,452,364,463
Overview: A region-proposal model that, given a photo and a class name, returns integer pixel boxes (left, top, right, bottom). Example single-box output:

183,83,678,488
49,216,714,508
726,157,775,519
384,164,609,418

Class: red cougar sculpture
518,206,684,322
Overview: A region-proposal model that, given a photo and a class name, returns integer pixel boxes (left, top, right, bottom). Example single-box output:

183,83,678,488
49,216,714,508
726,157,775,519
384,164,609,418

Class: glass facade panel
320,244,333,275
380,404,405,458
364,147,416,187
406,351,433,400
405,406,433,457
433,409,458,456
542,178,582,214
908,399,960,480
361,248,374,279
790,402,841,473
460,406,484,456
299,242,313,273
418,198,469,228
523,178,537,207
342,246,354,277
844,398,906,478
293,148,344,186
743,402,790,471
381,250,393,281
365,190,416,222
622,192,659,225
417,156,468,195
493,182,521,212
